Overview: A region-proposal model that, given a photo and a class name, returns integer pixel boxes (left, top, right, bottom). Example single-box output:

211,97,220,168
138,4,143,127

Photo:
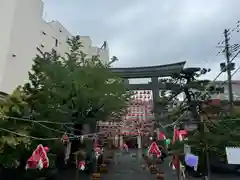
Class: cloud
105,2,147,27
42,0,240,80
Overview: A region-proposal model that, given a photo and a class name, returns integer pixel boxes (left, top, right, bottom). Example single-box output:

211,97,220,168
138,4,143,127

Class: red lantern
61,134,69,143
26,144,49,170
148,142,161,158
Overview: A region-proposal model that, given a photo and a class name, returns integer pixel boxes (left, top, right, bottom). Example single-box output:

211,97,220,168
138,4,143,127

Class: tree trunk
85,119,97,173
69,123,83,167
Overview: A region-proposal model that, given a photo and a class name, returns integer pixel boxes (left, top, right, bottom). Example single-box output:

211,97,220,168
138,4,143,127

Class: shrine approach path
57,149,240,180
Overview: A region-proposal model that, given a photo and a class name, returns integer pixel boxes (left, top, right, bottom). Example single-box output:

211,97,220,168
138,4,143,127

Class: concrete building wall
1,0,44,94
212,81,240,101
0,0,109,94
0,0,20,88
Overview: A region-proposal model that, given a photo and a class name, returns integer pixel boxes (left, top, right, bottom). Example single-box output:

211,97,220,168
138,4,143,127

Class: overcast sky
42,0,240,81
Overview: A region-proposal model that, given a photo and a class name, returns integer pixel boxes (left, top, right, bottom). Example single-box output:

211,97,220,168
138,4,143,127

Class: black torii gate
110,61,186,104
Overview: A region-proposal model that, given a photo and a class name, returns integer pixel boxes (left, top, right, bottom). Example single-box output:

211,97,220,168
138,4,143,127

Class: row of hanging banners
23,91,156,170
26,132,240,172
25,137,103,171
24,91,154,170
146,129,199,177
25,131,240,172
24,129,188,171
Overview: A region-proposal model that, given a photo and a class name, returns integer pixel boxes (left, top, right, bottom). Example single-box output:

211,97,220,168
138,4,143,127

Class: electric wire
2,25,240,141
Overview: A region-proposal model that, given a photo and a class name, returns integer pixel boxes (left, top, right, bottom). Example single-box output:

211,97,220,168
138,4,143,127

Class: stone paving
102,149,240,180
56,149,240,180
101,149,155,180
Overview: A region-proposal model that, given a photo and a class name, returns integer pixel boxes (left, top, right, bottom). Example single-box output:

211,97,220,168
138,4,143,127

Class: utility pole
224,29,234,111
200,114,211,180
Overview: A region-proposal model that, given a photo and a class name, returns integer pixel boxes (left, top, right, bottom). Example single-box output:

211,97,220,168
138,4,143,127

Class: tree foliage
154,66,240,164
23,36,130,128
0,35,130,171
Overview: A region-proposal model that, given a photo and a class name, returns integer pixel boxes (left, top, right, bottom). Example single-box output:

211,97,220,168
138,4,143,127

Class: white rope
1,115,73,125
0,127,60,141
1,115,84,135
2,63,239,141
0,126,106,141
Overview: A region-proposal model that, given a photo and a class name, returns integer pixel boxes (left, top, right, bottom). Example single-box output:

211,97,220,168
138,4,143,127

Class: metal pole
224,29,234,111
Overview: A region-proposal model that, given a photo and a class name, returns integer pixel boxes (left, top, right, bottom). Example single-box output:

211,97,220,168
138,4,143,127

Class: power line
1,115,73,125
221,66,240,85
2,44,240,142
0,115,83,135
179,117,240,124
35,122,76,136
230,66,240,78
0,116,108,140
0,127,106,141
0,128,60,141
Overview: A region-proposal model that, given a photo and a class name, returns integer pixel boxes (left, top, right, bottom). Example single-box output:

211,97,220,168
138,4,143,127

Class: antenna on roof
100,41,107,50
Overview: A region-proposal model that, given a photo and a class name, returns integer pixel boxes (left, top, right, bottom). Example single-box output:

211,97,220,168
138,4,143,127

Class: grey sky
42,0,240,81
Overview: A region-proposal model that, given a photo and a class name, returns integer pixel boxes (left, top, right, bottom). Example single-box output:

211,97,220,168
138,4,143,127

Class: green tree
22,35,130,156
154,68,211,134
0,36,130,173
0,87,31,168
156,67,240,173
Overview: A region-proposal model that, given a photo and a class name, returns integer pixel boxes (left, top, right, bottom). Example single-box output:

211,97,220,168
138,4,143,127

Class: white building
214,80,240,101
0,0,109,94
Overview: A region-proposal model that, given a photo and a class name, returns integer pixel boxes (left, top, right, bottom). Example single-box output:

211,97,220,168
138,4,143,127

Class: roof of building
215,80,240,85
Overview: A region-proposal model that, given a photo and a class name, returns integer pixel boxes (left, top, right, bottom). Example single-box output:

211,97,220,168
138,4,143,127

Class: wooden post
177,156,181,180
200,115,210,180
75,152,78,180
76,169,78,180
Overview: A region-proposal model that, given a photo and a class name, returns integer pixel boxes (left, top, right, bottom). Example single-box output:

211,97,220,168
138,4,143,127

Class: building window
53,37,58,47
52,48,57,55
44,52,51,59
55,39,58,47
59,29,62,32
40,44,44,48
41,31,46,35
12,54,16,57
36,47,44,56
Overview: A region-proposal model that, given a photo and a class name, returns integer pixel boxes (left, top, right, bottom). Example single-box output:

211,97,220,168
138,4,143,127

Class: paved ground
57,149,240,180
102,149,240,180
157,153,240,180
101,149,156,180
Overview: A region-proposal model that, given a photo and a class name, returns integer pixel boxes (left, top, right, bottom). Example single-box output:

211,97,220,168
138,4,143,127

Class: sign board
225,147,240,164
184,144,191,154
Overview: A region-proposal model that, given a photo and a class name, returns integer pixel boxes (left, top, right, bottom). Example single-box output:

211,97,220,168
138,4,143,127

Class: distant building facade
214,80,240,101
0,0,109,93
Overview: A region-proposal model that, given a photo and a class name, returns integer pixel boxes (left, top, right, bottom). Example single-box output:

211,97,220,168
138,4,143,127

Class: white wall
0,0,19,87
1,0,44,94
0,0,109,94
212,83,240,101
